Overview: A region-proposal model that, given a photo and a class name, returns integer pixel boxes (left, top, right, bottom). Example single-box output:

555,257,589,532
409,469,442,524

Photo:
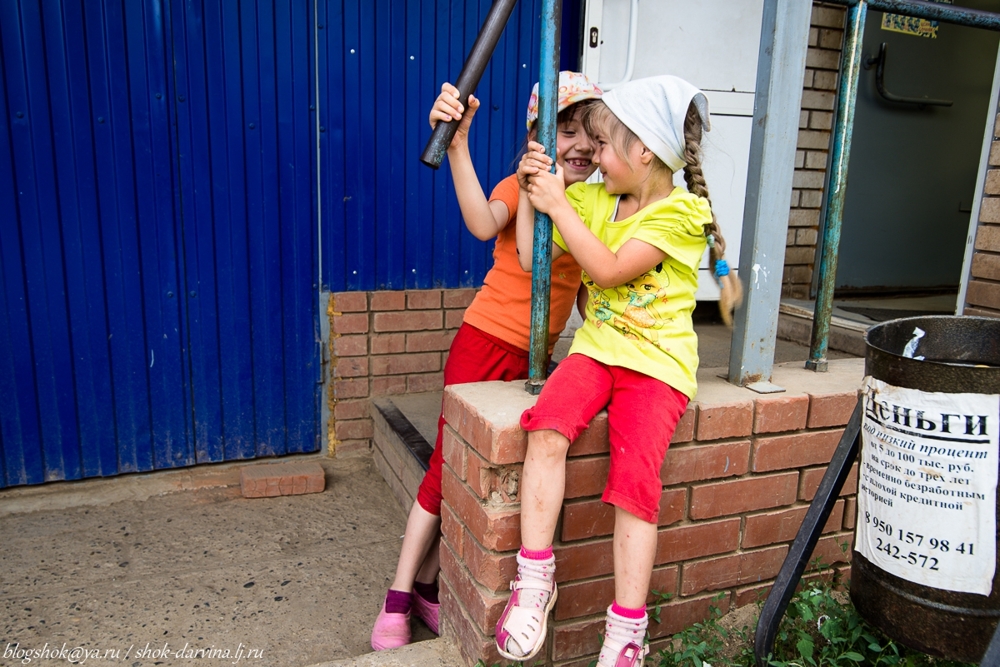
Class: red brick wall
784,2,847,299
439,381,859,667
964,110,1000,316
326,289,477,456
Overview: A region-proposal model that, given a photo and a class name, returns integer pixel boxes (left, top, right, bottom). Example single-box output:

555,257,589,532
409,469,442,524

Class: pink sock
599,604,648,667
611,601,646,619
520,544,554,560
513,546,556,611
385,589,412,614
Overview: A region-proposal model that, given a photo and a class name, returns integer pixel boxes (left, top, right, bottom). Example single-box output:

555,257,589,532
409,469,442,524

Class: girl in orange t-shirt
371,72,602,651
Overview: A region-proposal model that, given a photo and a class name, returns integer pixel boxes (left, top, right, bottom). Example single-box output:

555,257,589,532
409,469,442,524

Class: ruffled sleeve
631,189,711,272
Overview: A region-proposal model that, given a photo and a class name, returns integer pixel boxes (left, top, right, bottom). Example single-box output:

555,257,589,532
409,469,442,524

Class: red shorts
416,323,531,515
519,354,688,524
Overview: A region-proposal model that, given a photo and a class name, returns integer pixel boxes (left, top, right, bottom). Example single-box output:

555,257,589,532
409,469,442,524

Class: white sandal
494,576,558,661
600,639,648,667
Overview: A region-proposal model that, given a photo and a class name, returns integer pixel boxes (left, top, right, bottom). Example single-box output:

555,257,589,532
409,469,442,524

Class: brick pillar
965,109,1000,316
438,364,862,667
783,2,848,299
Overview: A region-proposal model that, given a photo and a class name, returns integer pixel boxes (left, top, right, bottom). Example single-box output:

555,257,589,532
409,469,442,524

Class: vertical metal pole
526,0,562,395
728,0,813,388
806,0,867,372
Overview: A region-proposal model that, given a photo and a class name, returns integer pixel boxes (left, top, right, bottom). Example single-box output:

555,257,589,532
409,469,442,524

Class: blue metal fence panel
319,0,544,291
170,0,319,463
0,0,319,488
0,0,190,486
0,2,44,485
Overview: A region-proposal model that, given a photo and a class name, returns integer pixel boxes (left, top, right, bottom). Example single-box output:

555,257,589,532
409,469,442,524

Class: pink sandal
495,576,557,661
602,641,648,667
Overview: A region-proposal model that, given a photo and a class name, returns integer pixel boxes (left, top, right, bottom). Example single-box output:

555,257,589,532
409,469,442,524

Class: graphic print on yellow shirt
555,182,712,399
584,268,671,345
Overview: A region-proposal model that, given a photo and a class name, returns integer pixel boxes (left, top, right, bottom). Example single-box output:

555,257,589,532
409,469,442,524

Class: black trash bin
854,316,1000,662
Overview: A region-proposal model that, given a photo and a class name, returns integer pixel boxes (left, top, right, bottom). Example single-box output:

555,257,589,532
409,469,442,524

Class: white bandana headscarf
602,75,710,173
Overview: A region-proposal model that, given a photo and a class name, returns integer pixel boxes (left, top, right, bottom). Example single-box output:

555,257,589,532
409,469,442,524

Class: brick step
371,395,438,512
777,305,867,357
239,460,326,498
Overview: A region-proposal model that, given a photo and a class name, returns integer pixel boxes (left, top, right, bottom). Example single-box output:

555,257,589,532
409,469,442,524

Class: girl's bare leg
390,502,441,592
613,507,658,609
520,428,571,550
415,533,440,584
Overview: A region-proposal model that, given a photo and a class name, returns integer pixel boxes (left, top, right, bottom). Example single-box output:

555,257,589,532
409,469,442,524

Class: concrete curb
0,453,331,517
304,639,465,667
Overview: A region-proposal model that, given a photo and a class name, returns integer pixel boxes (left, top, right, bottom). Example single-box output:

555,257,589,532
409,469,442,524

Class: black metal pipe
867,43,953,107
982,621,1000,667
754,401,863,666
419,0,520,169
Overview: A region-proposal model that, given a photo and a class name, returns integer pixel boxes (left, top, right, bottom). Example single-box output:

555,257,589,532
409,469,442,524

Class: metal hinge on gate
317,340,327,385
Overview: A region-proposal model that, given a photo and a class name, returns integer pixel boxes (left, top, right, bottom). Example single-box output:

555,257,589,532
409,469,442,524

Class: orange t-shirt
463,175,583,353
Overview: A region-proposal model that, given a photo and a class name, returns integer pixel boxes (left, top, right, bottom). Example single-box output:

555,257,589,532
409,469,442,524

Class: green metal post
806,0,867,372
525,0,562,395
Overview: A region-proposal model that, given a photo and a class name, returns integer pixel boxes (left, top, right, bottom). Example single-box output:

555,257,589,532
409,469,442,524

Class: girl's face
555,115,596,186
591,128,642,195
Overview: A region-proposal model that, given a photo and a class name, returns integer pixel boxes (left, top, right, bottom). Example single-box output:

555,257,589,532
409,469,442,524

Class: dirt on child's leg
520,428,571,551
613,507,658,609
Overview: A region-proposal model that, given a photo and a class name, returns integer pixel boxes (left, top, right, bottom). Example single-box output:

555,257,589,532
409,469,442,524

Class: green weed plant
654,574,976,667
474,569,978,667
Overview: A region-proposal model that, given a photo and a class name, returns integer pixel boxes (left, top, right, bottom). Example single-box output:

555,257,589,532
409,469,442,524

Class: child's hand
527,164,568,216
517,140,554,190
429,83,479,150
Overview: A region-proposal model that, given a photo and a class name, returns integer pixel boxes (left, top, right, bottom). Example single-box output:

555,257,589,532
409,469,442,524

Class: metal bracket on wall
863,42,953,108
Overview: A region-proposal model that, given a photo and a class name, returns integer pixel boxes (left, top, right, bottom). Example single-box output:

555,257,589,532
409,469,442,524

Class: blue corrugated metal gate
0,0,319,487
0,0,559,487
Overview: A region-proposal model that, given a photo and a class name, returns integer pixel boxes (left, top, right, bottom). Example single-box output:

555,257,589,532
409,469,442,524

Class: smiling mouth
566,159,591,170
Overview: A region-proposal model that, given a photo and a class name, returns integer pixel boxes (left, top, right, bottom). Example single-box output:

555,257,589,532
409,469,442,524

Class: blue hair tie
714,259,730,279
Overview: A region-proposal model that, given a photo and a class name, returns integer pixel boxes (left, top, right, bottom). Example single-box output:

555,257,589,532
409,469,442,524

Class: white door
582,0,764,300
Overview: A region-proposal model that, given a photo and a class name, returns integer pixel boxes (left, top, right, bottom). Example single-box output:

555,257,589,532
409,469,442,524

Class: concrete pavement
0,455,454,667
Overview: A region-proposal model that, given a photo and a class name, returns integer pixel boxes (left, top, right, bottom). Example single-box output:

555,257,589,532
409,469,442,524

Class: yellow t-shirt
553,182,711,398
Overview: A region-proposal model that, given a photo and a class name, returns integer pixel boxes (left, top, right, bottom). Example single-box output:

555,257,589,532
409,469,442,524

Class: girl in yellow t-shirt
496,76,742,666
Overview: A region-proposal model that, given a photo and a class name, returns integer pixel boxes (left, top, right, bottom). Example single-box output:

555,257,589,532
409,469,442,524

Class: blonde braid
682,105,743,326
